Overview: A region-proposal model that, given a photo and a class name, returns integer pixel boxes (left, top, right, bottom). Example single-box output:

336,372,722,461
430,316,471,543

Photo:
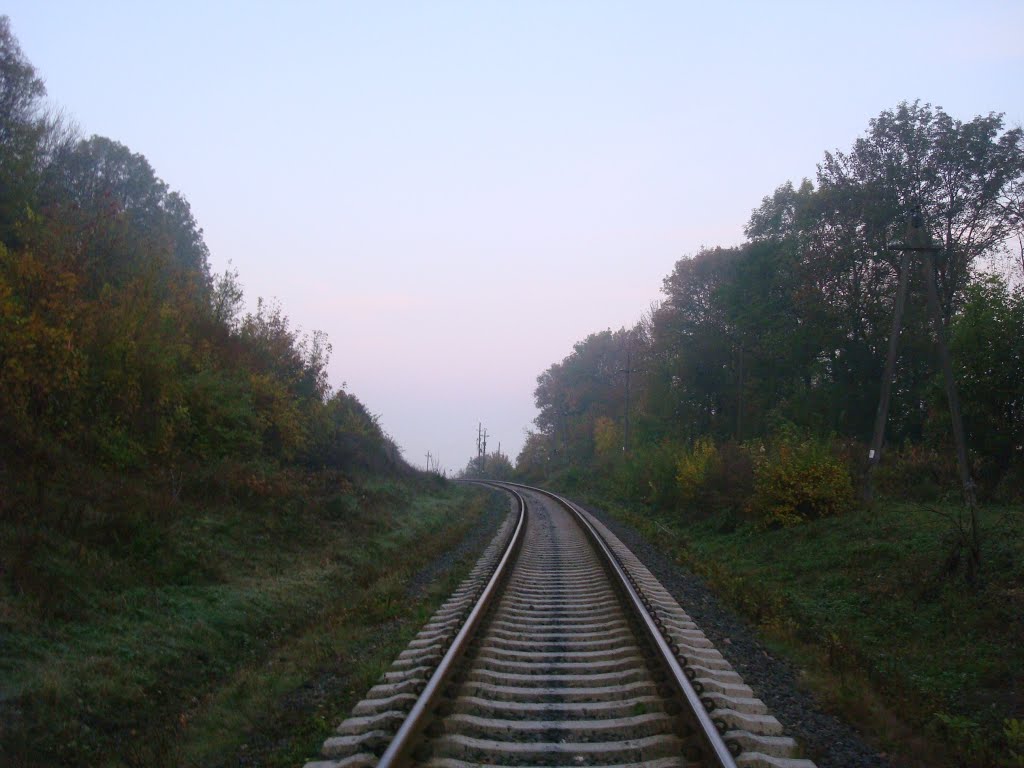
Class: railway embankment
1,477,505,767
573,493,1024,768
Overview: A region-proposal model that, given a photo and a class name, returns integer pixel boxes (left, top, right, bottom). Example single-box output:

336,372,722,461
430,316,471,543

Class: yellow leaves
593,417,620,459
749,437,854,527
676,437,718,505
0,244,84,423
248,372,307,461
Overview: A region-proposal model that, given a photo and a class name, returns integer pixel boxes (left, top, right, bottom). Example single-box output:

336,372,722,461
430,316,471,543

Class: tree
38,135,211,296
817,102,1024,318
533,328,640,466
945,276,1024,474
525,101,1024,506
649,247,737,439
0,15,48,246
459,447,514,480
738,103,1024,442
713,239,812,438
515,431,556,481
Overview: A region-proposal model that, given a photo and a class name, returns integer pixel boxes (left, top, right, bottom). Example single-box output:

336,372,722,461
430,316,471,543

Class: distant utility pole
476,423,488,475
618,341,642,454
736,339,745,441
425,451,439,473
864,209,979,572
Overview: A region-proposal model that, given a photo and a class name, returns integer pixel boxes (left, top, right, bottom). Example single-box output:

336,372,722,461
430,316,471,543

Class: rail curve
304,482,816,768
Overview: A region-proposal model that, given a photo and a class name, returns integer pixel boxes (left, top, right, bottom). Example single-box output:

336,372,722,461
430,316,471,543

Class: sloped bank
568,494,1023,768
1,477,506,768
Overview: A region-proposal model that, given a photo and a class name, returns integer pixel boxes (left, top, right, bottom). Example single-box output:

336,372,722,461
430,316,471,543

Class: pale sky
7,1,1022,472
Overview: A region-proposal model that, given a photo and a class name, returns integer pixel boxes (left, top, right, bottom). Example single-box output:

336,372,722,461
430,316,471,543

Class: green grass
584,495,1024,767
1,470,503,767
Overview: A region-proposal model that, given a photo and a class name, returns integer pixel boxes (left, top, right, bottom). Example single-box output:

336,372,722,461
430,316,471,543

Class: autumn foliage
520,101,1024,517
0,18,397,525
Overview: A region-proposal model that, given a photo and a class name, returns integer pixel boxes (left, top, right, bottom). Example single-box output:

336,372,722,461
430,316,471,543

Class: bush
706,440,756,514
676,437,718,508
750,436,854,527
873,443,958,502
619,440,685,512
993,461,1024,504
592,416,621,463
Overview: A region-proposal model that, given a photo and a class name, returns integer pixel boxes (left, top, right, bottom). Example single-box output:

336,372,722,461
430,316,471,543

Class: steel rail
497,480,740,768
375,482,526,768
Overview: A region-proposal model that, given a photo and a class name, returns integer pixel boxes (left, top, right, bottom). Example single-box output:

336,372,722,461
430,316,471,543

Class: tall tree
0,15,47,246
817,102,1024,318
524,102,1024,485
650,247,738,439
533,328,641,466
38,135,211,296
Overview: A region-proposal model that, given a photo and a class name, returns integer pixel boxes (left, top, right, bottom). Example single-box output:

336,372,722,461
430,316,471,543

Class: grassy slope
1,473,502,767
580,494,1023,767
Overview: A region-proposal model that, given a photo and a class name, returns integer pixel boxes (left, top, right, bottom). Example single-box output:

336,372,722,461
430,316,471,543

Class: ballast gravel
577,500,895,768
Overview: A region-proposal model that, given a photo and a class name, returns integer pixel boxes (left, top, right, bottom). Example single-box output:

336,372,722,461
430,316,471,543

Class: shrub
629,440,685,512
750,435,854,527
592,417,621,463
873,443,958,502
676,437,719,510
993,461,1024,504
1005,718,1024,768
704,440,756,515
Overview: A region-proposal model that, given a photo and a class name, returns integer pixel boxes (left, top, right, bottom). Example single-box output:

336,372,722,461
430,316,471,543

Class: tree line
518,101,1024,519
0,17,400,521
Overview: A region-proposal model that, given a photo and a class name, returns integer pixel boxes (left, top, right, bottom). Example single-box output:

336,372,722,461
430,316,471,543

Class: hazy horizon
8,1,1022,471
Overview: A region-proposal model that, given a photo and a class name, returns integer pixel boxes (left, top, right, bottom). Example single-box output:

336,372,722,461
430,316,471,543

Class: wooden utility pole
921,245,979,564
476,423,483,473
623,345,632,454
864,249,912,503
736,339,744,441
475,423,489,475
618,339,643,455
863,209,979,572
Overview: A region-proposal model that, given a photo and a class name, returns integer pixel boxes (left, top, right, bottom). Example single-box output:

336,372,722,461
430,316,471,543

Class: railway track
305,483,816,768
